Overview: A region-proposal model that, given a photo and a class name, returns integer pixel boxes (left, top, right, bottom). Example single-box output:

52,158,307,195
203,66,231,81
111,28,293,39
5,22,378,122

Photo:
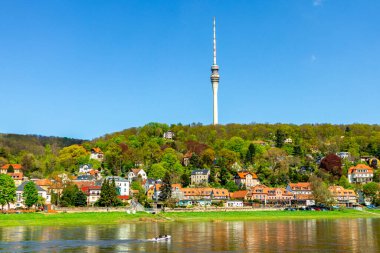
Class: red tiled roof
1,164,22,170
35,179,53,186
92,147,103,153
118,196,129,200
348,164,374,174
8,173,23,180
230,190,248,199
237,172,258,179
288,182,311,190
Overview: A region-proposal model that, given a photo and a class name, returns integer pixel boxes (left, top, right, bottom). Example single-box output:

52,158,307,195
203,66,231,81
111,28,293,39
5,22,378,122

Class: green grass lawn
0,209,377,227
161,209,375,222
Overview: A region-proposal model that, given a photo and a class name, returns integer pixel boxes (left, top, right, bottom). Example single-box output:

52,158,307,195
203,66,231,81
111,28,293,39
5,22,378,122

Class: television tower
210,17,220,125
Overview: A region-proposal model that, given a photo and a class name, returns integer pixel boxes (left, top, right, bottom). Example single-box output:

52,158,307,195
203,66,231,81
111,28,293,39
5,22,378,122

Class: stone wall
163,207,282,212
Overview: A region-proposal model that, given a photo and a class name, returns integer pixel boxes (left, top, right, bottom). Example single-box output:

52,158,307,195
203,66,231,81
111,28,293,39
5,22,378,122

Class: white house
15,181,51,209
106,176,130,196
225,200,244,207
234,172,260,188
90,147,104,162
79,164,92,174
127,168,147,182
163,131,175,140
348,164,374,184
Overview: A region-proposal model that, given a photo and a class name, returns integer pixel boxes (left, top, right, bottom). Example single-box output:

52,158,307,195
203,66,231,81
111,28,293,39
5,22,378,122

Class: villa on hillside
1,164,26,186
127,168,147,182
190,169,210,185
90,147,104,162
247,185,293,204
348,164,374,184
234,171,260,188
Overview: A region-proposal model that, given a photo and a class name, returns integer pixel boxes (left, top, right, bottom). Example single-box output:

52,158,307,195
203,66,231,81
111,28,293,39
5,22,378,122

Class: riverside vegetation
0,209,376,227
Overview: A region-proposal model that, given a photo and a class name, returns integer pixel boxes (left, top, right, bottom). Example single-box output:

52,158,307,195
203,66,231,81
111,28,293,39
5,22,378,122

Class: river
0,218,379,252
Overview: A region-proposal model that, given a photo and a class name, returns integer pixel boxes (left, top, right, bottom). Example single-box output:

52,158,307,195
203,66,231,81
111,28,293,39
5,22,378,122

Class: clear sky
1,0,379,140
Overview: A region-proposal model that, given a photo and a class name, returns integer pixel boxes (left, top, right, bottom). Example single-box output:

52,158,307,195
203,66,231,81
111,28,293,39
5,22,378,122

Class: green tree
158,172,172,202
225,181,238,192
23,181,39,209
245,143,256,164
131,181,147,206
363,182,380,204
0,174,16,210
58,144,88,172
275,129,286,148
309,175,334,206
97,179,122,207
338,175,351,189
148,163,166,179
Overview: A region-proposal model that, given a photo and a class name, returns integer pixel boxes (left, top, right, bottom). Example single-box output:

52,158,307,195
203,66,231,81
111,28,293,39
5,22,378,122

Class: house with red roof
234,171,260,188
90,147,104,162
1,164,23,174
348,164,374,184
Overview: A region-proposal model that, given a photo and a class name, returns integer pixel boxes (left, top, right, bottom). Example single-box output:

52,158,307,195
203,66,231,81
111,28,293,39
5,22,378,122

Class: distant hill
0,133,85,156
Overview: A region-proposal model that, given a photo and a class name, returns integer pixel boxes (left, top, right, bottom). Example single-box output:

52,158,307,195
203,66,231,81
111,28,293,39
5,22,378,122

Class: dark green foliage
60,184,87,207
97,179,122,207
23,182,39,209
363,182,380,204
275,129,286,148
245,143,256,164
180,173,190,187
225,181,238,192
158,172,172,202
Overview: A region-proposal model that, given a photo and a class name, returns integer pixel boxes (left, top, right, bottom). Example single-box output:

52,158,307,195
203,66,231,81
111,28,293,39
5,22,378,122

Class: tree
0,174,16,210
275,129,286,148
58,145,88,172
309,175,334,206
23,181,39,209
245,143,256,164
148,163,166,179
97,179,122,207
180,173,190,187
158,172,172,202
225,181,238,192
60,184,87,207
319,154,342,178
338,175,351,189
363,182,380,204
131,181,147,206
201,148,215,167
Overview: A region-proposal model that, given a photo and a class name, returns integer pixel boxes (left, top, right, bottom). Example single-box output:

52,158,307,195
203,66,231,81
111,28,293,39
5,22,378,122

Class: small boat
148,235,171,242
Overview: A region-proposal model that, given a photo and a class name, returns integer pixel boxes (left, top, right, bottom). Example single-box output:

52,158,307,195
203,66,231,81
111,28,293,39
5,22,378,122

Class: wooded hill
1,123,380,188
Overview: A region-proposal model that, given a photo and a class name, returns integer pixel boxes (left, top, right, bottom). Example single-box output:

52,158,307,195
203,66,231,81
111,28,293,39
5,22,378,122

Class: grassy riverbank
0,210,377,227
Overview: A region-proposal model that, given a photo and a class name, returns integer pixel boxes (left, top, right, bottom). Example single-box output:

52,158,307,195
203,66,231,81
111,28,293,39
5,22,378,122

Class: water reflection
0,218,379,252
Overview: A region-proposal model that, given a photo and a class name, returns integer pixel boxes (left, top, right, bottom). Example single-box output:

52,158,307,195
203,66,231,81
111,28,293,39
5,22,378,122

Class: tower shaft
210,17,219,125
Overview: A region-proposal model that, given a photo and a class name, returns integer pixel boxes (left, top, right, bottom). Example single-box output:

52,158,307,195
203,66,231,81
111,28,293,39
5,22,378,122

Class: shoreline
0,209,378,227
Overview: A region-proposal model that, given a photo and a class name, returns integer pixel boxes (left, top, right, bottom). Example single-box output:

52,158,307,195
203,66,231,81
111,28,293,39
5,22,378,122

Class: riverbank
0,209,377,227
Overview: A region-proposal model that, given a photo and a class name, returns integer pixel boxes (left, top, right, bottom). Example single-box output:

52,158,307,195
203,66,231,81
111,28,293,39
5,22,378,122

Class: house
225,200,244,207
75,175,96,181
230,190,249,200
79,164,93,174
171,184,184,200
211,188,229,200
90,147,104,162
15,181,51,208
81,186,101,205
127,168,147,182
144,178,159,193
181,187,229,200
8,173,24,186
190,169,210,185
106,176,130,196
248,185,293,204
336,152,350,160
33,179,53,192
328,186,358,207
234,171,260,188
348,164,374,184
163,131,175,140
284,138,293,144
1,164,26,186
177,199,194,207
286,182,314,206
183,151,193,167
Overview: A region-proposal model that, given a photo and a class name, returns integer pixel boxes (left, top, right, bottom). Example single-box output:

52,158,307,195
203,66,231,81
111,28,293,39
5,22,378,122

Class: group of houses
0,146,377,209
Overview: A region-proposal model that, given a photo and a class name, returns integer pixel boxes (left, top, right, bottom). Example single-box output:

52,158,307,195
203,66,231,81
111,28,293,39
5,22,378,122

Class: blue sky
1,0,379,139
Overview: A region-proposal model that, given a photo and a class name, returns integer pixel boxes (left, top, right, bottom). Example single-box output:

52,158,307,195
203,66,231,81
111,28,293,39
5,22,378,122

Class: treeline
1,123,380,190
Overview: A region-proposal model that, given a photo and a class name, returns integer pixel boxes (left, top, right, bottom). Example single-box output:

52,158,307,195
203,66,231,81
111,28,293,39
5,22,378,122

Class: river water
0,218,379,252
